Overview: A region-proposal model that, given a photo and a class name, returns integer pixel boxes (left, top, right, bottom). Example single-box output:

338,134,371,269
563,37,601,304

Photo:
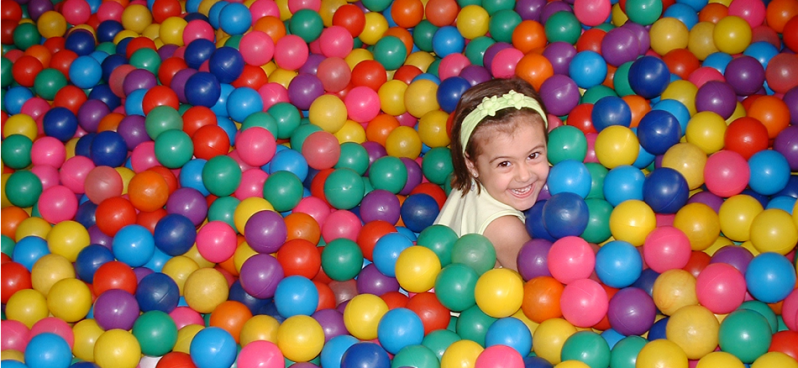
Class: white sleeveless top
433,183,525,236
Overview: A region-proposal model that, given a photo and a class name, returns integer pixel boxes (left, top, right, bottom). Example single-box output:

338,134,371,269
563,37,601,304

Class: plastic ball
189,327,237,368
595,126,639,169
542,192,590,239
531,318,577,365
595,240,642,288
395,246,441,293
695,263,747,314
628,56,670,99
704,150,750,197
183,268,229,314
24,332,72,368
745,252,796,303
718,309,772,364
750,208,798,255
748,150,790,196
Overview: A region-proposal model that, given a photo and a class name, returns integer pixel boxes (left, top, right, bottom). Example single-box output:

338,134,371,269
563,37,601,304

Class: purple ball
312,308,347,342
710,245,754,274
774,125,798,171
166,188,208,226
538,184,551,201
362,141,388,171
540,1,574,24
26,0,53,21
239,253,284,299
695,81,737,119
620,22,650,55
399,157,422,195
133,267,155,283
601,28,639,67
542,42,577,76
292,363,319,368
783,87,798,125
89,225,113,249
94,289,140,330
299,53,326,75
483,42,513,75
117,115,149,151
458,65,492,87
356,263,400,296
123,69,158,96
687,191,724,213
516,238,553,281
288,73,324,110
539,75,580,116
244,210,288,253
77,99,111,133
724,56,765,96
608,287,656,336
359,190,401,224
171,69,198,104
515,0,548,21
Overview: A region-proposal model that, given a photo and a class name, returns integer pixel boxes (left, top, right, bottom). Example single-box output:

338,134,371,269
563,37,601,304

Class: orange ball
515,53,554,92
365,114,400,146
253,16,286,43
522,276,564,323
766,0,798,33
425,0,458,27
512,20,547,54
128,170,169,212
1,206,29,239
623,95,651,129
746,95,790,139
699,3,729,23
390,0,424,28
284,212,321,245
209,300,253,343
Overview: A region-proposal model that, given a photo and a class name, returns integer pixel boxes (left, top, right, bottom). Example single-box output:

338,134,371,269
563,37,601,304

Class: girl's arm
483,215,532,271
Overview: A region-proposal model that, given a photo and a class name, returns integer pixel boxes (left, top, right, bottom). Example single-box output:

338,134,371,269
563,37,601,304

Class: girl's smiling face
466,117,549,212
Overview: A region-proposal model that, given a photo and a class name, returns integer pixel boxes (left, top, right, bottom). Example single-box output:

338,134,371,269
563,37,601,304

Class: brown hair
449,78,549,194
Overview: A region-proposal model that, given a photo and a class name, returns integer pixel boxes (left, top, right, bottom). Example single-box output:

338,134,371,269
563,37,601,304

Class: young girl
434,78,550,271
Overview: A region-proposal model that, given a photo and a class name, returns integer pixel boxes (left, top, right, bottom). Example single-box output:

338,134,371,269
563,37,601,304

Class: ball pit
2,0,798,367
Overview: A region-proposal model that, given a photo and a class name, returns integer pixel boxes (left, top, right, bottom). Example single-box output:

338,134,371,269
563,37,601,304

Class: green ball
290,123,322,153
362,176,374,196
2,134,33,169
391,345,440,368
130,48,162,75
154,130,194,169
412,20,438,53
242,111,279,137
738,300,778,334
369,156,408,194
208,196,241,231
586,163,608,200
373,36,407,71
625,0,663,25
544,11,582,45
456,0,481,7
421,147,453,186
613,61,635,97
203,155,242,197
422,329,461,361
5,170,43,208
718,309,772,363
434,263,478,312
488,9,522,43
451,233,496,275
34,68,68,101
336,142,369,176
321,238,364,281
595,23,615,32
224,35,242,49
268,102,301,139
361,0,392,12
262,170,303,212
2,56,11,88
132,310,178,357
416,224,458,267
581,85,618,105
426,58,441,77
1,235,15,256
547,125,588,165
13,23,40,50
96,42,117,55
609,335,647,368
324,168,366,210
146,106,183,140
582,198,613,244
482,0,515,15
289,9,324,43
561,331,611,368
455,304,496,347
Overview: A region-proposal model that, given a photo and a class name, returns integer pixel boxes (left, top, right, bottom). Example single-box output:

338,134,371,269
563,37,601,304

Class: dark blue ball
400,193,440,233
88,84,121,111
75,133,96,158
184,12,210,22
524,200,557,242
43,107,79,142
101,54,128,87
185,72,222,107
341,343,391,368
523,356,554,368
648,316,669,341
154,214,197,256
96,20,124,43
184,38,217,69
632,268,660,296
436,76,471,113
75,244,115,282
65,29,96,56
229,280,270,314
74,200,97,229
116,37,133,56
136,272,180,313
636,110,682,155
209,46,244,84
628,56,670,99
542,192,589,239
592,96,632,131
90,131,128,167
643,167,689,214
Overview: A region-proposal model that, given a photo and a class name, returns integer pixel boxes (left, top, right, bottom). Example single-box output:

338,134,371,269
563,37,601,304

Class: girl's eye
498,161,511,168
529,152,540,160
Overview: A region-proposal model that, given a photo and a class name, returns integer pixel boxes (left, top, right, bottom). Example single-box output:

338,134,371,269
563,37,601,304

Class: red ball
663,48,701,81
192,124,230,160
1,262,32,304
576,28,606,54
1,0,23,21
683,251,711,278
137,208,168,234
158,57,188,87
381,290,409,309
53,85,87,115
142,85,180,114
724,117,770,160
409,182,447,209
310,168,335,204
125,37,158,59
405,291,450,335
783,16,798,53
769,330,798,360
566,103,597,135
182,106,217,138
95,196,137,237
332,4,365,37
151,0,182,23
392,65,422,85
231,64,268,90
277,239,322,279
156,352,197,368
50,50,78,82
355,220,397,261
315,280,336,311
93,260,138,295
12,55,43,87
351,60,387,91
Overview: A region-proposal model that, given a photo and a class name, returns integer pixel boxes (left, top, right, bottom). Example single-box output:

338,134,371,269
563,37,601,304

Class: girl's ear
465,155,479,178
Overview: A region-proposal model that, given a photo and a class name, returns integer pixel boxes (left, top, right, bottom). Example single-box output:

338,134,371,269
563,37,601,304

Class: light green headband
459,90,549,154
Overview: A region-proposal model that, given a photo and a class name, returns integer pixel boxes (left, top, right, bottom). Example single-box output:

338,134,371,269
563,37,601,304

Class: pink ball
704,150,750,197
584,133,598,163
322,210,362,242
235,168,269,200
490,48,525,79
38,185,79,223
294,196,331,228
237,340,286,368
695,263,747,314
21,97,51,120
249,0,281,21
438,53,471,81
59,156,95,194
196,221,237,263
131,141,159,173
345,86,381,123
317,57,352,93
396,112,418,127
782,289,798,331
274,35,310,71
319,26,354,59
642,226,691,273
688,67,726,88
302,131,342,170
183,19,216,45
547,236,596,284
31,165,60,191
575,0,611,27
84,165,123,204
240,31,275,66
169,306,205,329
728,0,766,28
259,83,290,111
31,137,66,168
1,320,30,352
62,0,91,25
31,317,75,349
97,1,124,22
288,0,321,12
227,150,255,172
560,278,609,327
236,127,277,167
475,345,524,368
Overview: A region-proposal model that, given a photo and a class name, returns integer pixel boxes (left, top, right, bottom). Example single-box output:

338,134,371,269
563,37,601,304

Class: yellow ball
688,22,720,61
686,111,727,155
234,198,275,234
652,269,698,316
531,318,577,365
334,120,367,144
360,12,388,45
595,126,639,169
275,0,291,20
750,208,798,255
386,126,422,159
673,202,721,251
666,305,719,360
378,80,408,116
661,80,698,116
713,16,752,55
233,241,258,273
183,268,229,313
752,352,798,368
31,253,75,296
94,329,142,368
661,143,707,190
4,116,37,141
726,102,746,124
555,362,591,368
268,68,298,89
240,315,280,346
650,17,689,56
159,16,187,46
346,49,374,70
47,220,90,262
395,246,442,293
184,243,215,268
121,4,153,34
47,278,92,322
636,339,689,368
405,79,441,118
456,5,490,39
15,217,51,241
37,11,67,38
114,30,140,44
2,173,11,208
609,199,656,246
5,289,48,328
309,94,348,133
1,349,25,362
474,268,524,318
276,315,325,362
162,256,200,294
405,51,436,72
174,324,204,353
73,318,104,362
418,110,451,148
142,23,160,40
702,236,733,256
611,3,628,26
719,195,763,242
115,166,135,195
319,0,347,27
441,339,484,368
696,351,745,368
343,293,389,340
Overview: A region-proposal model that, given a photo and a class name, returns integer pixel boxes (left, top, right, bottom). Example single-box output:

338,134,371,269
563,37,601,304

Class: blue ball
88,84,121,111
13,236,50,271
154,213,198,256
592,96,632,131
400,194,440,233
219,2,252,35
524,200,557,242
702,52,733,74
432,26,465,58
341,343,391,368
4,86,34,115
523,356,554,368
211,83,234,117
179,159,211,196
373,232,414,277
69,55,103,89
647,316,669,341
209,47,244,84
377,308,425,354
185,39,217,69
43,107,79,142
600,328,625,349
595,240,642,288
766,196,796,214
75,133,95,158
227,87,263,123
90,131,128,167
485,317,532,357
773,175,798,198
542,192,589,239
144,247,171,273
643,167,689,214
633,141,656,170
189,327,238,368
745,252,796,304
632,268,660,296
112,224,156,268
229,280,270,314
208,0,229,29
628,56,670,99
636,110,682,155
75,244,114,282
136,272,180,313
185,72,222,108
96,20,124,43
437,76,471,113
748,150,790,196
744,41,779,69
569,51,608,89
663,3,698,30
322,335,360,368
268,149,309,181
124,88,147,116
603,165,645,206
547,160,592,198
274,275,319,318
65,29,96,56
24,333,72,368
651,99,690,136
75,200,97,229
